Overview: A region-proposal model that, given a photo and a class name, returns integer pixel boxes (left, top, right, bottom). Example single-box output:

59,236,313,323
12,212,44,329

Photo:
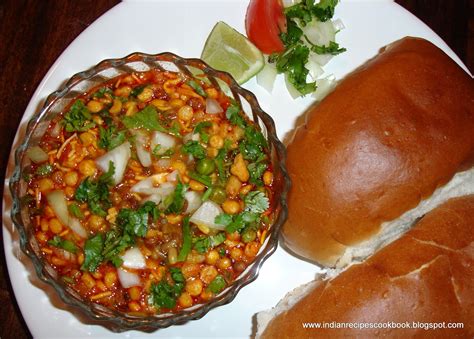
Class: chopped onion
131,174,165,195
46,191,87,238
133,130,152,168
121,247,146,269
311,75,337,101
151,131,175,155
282,0,300,7
257,59,278,93
96,141,131,185
333,18,345,32
68,217,87,238
185,191,202,214
166,170,180,183
117,268,141,288
156,158,171,169
205,97,223,114
183,132,200,144
156,182,176,197
26,146,48,164
50,123,62,138
285,74,303,99
302,19,336,47
190,201,225,234
144,193,162,205
306,54,325,80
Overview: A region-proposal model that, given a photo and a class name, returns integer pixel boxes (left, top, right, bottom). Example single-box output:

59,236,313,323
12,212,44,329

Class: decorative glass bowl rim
9,52,290,332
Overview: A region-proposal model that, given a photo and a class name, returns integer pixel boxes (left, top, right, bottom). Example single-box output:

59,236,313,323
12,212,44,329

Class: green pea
196,158,216,175
242,229,257,243
210,187,226,204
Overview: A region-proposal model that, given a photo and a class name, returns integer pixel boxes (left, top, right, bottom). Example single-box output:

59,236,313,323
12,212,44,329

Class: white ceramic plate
3,0,470,338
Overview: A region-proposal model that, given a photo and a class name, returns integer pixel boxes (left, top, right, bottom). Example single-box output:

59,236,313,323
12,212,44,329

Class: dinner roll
283,37,474,267
258,195,474,338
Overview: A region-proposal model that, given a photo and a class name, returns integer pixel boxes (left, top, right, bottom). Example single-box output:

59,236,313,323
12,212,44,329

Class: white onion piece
139,181,175,205
68,217,87,238
121,247,146,269
156,158,171,169
46,191,87,238
144,194,162,205
96,141,131,185
133,130,152,168
190,201,225,233
156,182,176,197
205,97,223,114
333,18,346,32
166,170,180,183
306,55,325,80
26,146,48,164
282,0,300,7
284,74,302,99
312,75,337,101
183,132,200,144
302,19,336,47
131,174,165,195
185,191,202,214
117,268,141,288
257,60,278,93
150,131,175,155
50,123,62,138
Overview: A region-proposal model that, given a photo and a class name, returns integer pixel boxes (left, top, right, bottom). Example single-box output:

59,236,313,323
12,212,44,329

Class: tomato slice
245,0,287,54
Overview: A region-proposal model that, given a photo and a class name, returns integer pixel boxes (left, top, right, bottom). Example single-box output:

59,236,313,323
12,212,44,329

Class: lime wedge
201,21,264,84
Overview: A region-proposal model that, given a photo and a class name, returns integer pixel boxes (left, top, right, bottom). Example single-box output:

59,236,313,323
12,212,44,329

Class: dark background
0,1,472,338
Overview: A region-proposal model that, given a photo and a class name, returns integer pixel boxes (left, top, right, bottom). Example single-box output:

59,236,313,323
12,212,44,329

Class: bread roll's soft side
283,37,474,267
258,195,474,338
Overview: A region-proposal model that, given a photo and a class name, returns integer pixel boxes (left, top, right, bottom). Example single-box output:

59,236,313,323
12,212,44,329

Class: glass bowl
9,52,290,332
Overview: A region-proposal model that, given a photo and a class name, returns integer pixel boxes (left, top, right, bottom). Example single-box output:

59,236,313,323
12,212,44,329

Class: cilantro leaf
194,121,212,143
272,0,344,96
163,181,188,214
98,125,126,150
92,87,113,98
280,18,303,46
148,268,185,309
188,171,212,187
75,162,115,217
285,0,338,24
117,201,159,238
48,235,78,254
122,105,167,132
177,216,192,262
275,44,316,95
225,102,246,128
207,275,226,294
63,100,95,132
193,232,226,254
187,80,207,97
68,203,84,219
35,163,54,176
244,191,270,214
216,212,260,234
248,162,267,186
310,40,347,55
239,126,267,162
312,0,338,22
81,203,158,272
182,140,206,159
130,85,146,97
102,228,135,267
81,234,104,272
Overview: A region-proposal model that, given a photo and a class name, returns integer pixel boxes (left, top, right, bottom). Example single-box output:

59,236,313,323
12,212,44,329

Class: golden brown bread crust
261,195,474,338
283,37,474,266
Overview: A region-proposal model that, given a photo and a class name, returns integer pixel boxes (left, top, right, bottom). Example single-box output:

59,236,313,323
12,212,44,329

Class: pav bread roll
257,195,474,338
283,37,474,267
